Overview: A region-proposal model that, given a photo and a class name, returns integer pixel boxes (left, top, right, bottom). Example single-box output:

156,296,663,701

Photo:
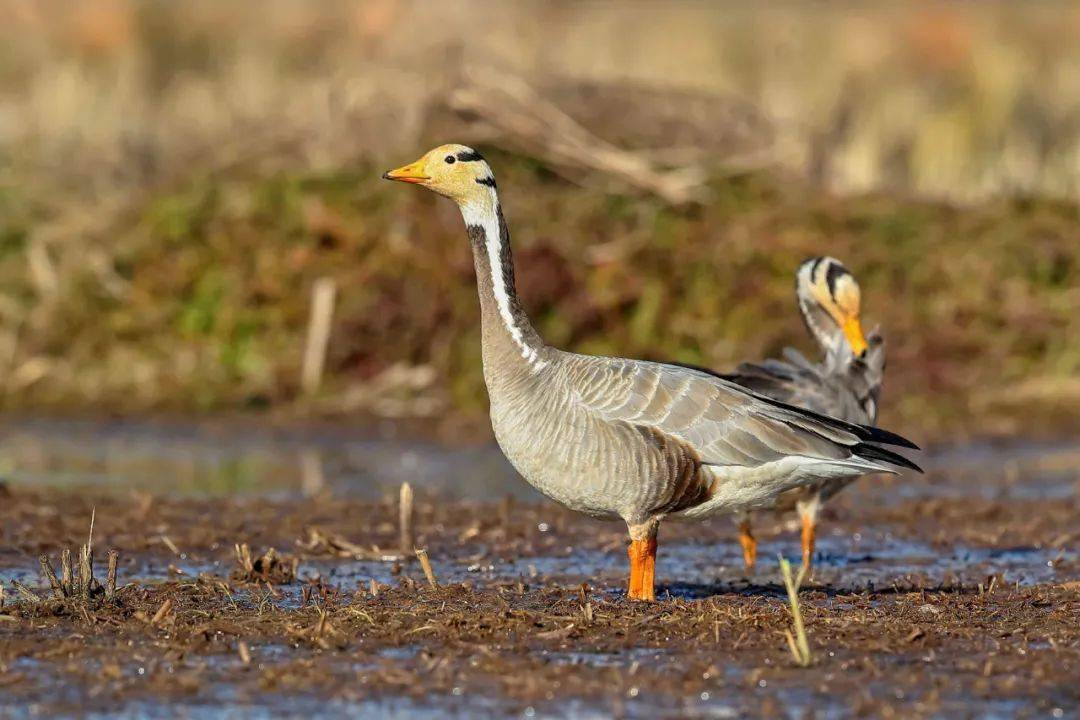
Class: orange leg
641,537,656,601
800,512,816,570
737,518,757,569
628,541,643,599
627,533,658,601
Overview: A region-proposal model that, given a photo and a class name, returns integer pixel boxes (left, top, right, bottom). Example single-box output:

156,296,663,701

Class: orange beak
842,315,869,358
382,158,429,184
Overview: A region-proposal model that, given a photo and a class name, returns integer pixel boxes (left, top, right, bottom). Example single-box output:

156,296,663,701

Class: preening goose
723,257,886,569
384,145,918,601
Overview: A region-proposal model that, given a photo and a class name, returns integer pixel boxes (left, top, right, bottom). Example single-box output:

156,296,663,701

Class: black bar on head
825,261,851,298
475,176,496,187
456,150,485,162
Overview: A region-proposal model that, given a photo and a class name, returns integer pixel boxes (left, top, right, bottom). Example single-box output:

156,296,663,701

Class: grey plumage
473,212,914,526
726,335,886,434
722,256,890,567
385,145,919,598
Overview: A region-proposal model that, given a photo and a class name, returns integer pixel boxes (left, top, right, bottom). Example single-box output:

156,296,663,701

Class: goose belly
490,408,625,519
489,398,712,523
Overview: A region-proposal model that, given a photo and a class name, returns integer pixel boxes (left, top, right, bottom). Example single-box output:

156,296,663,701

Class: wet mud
0,434,1077,718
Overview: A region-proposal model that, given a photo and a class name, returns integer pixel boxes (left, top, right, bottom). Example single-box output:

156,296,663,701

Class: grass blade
779,555,813,667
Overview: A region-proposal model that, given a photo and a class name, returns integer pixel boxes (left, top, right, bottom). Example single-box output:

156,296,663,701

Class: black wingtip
859,424,920,450
748,390,921,450
852,442,923,474
662,358,923,452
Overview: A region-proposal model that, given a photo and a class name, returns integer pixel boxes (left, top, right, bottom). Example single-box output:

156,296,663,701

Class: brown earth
0,478,1077,718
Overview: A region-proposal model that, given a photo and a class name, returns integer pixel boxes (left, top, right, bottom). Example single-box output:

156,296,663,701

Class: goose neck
460,198,546,372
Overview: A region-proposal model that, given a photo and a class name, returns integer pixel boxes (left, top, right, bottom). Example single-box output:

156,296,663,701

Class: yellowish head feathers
798,257,868,357
383,144,496,208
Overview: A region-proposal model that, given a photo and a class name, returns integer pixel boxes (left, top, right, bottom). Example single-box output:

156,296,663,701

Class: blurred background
0,0,1076,443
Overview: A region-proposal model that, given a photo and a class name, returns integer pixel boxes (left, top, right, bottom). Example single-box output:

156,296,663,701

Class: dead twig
297,527,396,561
415,548,438,589
105,550,119,600
39,555,65,599
151,598,173,626
301,277,337,395
535,623,576,641
78,545,93,600
60,548,73,596
447,66,707,206
32,535,121,611
399,482,414,558
299,450,325,496
237,641,252,666
12,581,41,606
231,544,298,585
160,535,180,556
287,608,343,650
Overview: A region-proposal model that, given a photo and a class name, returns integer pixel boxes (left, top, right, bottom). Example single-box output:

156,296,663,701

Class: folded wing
569,355,919,474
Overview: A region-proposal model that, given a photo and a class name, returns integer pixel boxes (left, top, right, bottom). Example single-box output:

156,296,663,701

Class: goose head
796,256,868,358
383,144,496,207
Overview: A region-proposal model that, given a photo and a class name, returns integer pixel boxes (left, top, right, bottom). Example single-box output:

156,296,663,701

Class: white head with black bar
795,256,869,360
382,143,497,216
383,144,545,369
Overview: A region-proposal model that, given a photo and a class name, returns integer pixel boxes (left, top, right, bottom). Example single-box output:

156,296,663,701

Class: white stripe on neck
461,194,546,370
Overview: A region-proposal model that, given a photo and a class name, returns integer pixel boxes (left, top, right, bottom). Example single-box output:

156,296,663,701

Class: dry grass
1,1,1076,201
779,555,812,667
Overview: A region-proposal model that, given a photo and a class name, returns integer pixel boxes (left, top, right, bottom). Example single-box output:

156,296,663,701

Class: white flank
461,196,546,370
677,454,896,520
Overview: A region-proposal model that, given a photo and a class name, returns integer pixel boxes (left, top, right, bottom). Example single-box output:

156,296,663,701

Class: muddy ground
0,440,1077,719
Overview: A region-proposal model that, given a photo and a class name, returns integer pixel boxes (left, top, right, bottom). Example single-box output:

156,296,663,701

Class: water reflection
0,418,1074,504
0,418,533,501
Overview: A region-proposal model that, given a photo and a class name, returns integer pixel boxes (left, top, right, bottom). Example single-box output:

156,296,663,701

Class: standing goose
724,257,886,570
383,145,918,601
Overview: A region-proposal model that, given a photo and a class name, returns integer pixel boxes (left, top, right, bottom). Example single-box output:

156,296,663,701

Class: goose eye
444,155,456,164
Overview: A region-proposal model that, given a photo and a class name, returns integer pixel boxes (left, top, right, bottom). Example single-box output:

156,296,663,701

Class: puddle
2,677,519,720
0,418,532,501
0,420,1075,719
2,639,1070,720
0,557,223,593
1,419,1074,504
2,532,1071,607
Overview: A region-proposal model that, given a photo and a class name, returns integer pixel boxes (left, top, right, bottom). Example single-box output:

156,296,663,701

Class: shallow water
0,418,526,500
0,419,1076,719
1,641,1058,720
0,418,1075,502
1,419,1075,601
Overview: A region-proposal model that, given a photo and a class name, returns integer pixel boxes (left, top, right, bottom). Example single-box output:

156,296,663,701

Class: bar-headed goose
724,256,886,570
384,145,917,600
